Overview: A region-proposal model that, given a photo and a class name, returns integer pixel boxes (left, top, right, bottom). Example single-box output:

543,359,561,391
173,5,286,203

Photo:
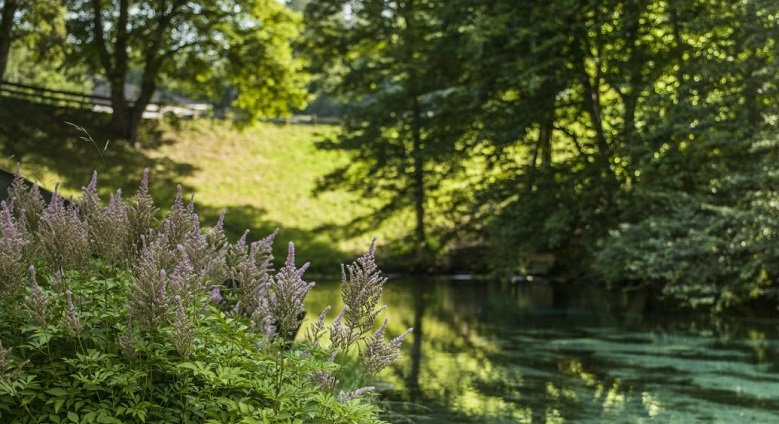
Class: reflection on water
305,278,779,423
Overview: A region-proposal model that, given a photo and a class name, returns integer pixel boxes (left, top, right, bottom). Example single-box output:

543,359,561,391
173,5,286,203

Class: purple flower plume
63,289,84,337
26,265,50,326
263,242,315,340
358,318,412,374
171,294,194,359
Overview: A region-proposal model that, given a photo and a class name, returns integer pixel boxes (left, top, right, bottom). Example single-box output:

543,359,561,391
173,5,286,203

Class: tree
66,0,308,143
0,0,66,81
305,0,472,262
594,0,779,308
437,0,635,274
305,0,779,307
434,0,779,292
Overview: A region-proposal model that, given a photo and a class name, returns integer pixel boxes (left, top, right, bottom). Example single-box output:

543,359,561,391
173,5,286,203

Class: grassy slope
0,98,406,275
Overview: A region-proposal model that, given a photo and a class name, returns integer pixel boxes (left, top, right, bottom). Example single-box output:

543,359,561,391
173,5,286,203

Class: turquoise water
305,278,779,423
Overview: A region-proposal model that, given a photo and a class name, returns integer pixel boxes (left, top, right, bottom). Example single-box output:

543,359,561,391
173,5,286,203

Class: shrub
0,169,411,423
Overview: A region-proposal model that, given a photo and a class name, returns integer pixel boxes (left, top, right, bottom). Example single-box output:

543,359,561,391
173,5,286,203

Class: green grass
0,97,409,275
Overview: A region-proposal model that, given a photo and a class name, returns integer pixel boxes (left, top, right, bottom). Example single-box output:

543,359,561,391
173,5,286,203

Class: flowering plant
0,169,410,423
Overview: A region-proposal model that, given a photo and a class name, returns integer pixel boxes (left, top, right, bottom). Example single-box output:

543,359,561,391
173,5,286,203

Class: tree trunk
402,0,428,256
107,57,162,145
405,281,425,401
527,78,557,191
93,0,140,142
741,2,761,135
127,78,158,145
571,28,617,193
107,78,156,145
411,94,426,251
622,0,645,145
0,0,18,81
538,108,554,167
109,77,132,140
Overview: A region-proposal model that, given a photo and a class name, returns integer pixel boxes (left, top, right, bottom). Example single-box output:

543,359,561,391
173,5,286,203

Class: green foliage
305,0,779,307
589,0,779,307
594,134,779,309
4,44,92,94
5,0,779,309
0,170,402,423
304,0,475,259
0,0,68,80
0,97,412,273
63,0,309,140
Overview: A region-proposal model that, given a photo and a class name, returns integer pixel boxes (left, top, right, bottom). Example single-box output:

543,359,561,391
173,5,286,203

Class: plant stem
274,344,285,409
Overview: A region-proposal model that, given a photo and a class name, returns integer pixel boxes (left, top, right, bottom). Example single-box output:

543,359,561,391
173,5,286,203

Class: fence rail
0,80,209,118
0,80,338,124
0,80,113,108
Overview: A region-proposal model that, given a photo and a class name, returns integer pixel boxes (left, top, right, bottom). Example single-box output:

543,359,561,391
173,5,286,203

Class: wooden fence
0,80,340,123
0,80,209,118
0,80,111,109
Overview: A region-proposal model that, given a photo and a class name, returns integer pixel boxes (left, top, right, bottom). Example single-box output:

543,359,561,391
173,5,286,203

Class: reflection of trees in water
304,279,779,422
378,279,779,423
380,280,607,422
403,281,425,402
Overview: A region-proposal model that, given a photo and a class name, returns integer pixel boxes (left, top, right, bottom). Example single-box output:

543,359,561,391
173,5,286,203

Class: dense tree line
305,0,779,308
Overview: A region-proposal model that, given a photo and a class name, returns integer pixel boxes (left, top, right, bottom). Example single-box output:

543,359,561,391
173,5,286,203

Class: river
304,277,779,423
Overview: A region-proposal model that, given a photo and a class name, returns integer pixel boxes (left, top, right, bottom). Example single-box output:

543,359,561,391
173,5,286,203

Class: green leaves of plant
0,169,400,423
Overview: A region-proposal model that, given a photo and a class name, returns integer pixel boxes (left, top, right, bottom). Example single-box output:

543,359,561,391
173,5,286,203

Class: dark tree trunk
401,0,428,256
105,0,175,144
579,69,607,157
569,15,610,165
741,3,761,136
92,0,158,143
571,25,618,194
538,108,554,167
0,0,18,81
109,78,132,140
411,94,426,251
405,281,425,401
528,78,558,191
621,0,644,145
128,78,158,144
93,0,133,141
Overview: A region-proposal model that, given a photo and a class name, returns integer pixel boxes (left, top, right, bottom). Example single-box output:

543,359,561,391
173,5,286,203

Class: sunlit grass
0,98,411,274
143,120,375,267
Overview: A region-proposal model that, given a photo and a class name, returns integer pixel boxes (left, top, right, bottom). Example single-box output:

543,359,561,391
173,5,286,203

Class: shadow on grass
311,209,421,273
194,202,359,277
0,97,359,273
0,97,194,200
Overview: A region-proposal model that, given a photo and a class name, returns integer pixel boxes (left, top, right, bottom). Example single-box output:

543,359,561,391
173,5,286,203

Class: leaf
96,416,123,424
52,397,66,413
238,402,251,414
46,387,69,397
68,411,79,423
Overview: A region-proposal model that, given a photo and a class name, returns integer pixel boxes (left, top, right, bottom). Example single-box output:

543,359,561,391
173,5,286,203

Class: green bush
0,169,410,423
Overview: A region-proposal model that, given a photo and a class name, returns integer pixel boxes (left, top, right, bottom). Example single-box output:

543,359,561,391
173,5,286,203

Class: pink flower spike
286,241,296,268
86,171,98,193
139,168,149,195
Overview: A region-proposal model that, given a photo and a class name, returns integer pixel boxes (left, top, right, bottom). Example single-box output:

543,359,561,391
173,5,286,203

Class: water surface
306,278,779,423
